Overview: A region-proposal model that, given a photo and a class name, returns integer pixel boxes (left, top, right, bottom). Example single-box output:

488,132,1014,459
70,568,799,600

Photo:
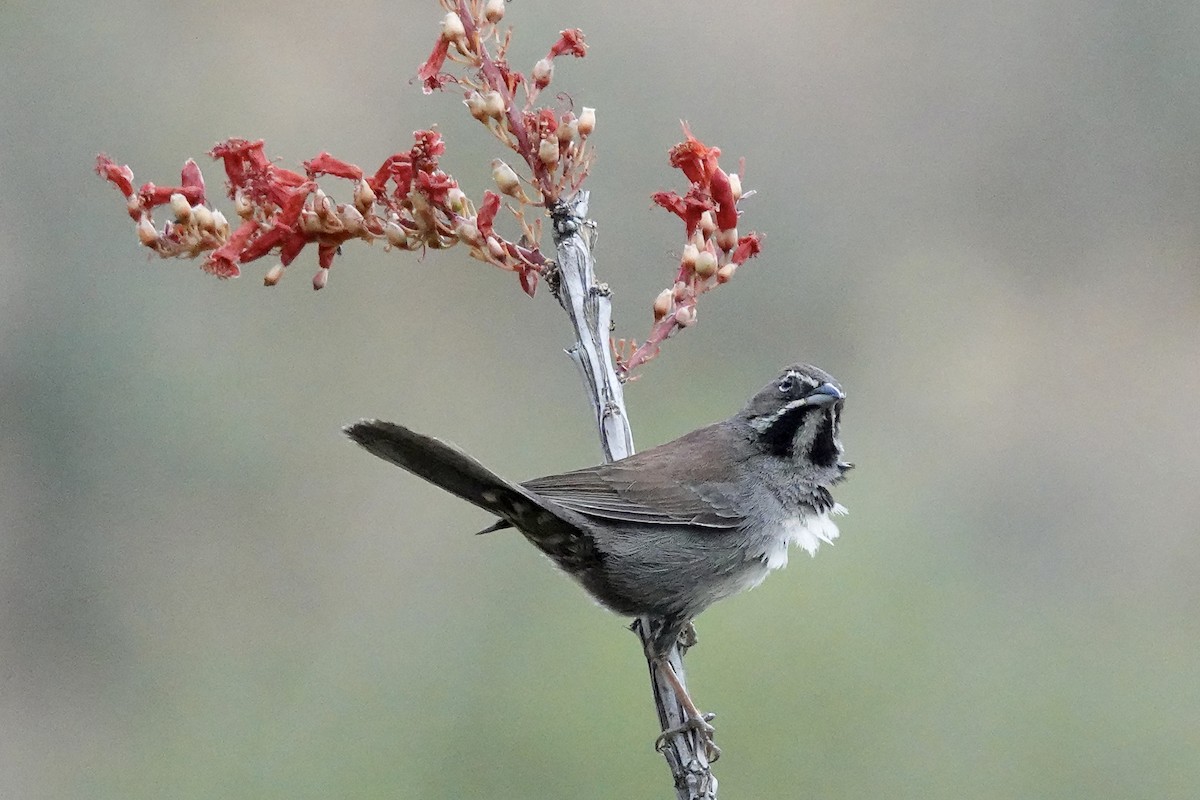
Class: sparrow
345,363,850,756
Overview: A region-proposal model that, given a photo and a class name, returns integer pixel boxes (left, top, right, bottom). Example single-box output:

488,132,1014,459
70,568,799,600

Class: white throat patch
764,503,848,569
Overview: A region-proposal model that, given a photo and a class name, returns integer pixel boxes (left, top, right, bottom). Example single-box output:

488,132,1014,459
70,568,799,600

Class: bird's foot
677,621,699,654
654,712,720,762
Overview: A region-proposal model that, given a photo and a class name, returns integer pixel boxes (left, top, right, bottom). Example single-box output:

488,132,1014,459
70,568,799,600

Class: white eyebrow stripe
783,369,818,387
749,396,814,432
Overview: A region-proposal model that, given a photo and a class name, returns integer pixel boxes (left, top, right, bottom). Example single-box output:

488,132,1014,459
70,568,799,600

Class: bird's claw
654,712,720,762
677,621,699,653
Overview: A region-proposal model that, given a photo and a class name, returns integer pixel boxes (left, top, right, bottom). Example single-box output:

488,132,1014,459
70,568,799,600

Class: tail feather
343,420,600,571
344,419,521,516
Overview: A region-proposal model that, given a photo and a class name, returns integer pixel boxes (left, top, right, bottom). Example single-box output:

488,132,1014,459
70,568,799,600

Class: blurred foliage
2,1,1198,798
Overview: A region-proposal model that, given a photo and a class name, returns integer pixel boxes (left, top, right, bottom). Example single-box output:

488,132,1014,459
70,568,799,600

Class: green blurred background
3,1,1199,797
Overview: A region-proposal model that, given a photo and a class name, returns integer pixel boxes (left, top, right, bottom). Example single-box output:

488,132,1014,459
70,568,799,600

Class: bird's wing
522,423,749,529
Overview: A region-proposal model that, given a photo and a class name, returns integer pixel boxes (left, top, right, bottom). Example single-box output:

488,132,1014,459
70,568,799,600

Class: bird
344,363,850,757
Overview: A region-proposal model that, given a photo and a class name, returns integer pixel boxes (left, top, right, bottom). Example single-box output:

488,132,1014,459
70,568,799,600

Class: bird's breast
760,502,848,572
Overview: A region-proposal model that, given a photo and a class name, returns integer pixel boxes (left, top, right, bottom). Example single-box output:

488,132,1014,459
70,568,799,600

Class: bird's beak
802,382,845,406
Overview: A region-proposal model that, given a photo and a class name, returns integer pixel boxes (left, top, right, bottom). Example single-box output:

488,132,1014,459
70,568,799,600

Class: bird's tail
344,420,603,570
343,420,601,571
344,420,530,530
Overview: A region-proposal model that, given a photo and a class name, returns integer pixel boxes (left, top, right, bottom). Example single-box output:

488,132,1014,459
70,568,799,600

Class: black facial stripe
808,414,839,467
759,402,815,458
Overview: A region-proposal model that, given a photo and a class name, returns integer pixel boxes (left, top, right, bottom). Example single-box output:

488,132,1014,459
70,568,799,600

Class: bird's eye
778,377,794,393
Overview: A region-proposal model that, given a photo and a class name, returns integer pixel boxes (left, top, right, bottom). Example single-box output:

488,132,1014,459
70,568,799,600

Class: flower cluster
95,0,594,297
97,130,548,293
95,0,766,378
613,127,764,376
422,0,594,206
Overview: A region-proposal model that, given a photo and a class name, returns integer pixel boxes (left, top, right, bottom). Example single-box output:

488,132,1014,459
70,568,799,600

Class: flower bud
728,172,742,201
263,263,285,286
170,192,192,223
385,220,410,248
233,188,252,219
716,226,738,252
446,187,467,213
491,159,522,197
136,215,158,245
694,248,718,279
532,58,554,89
312,268,329,290
699,210,716,236
300,208,322,234
465,90,489,122
652,288,673,321
483,91,506,120
716,263,736,283
314,190,335,221
442,11,465,41
672,281,688,301
486,236,506,260
484,0,505,23
577,107,596,138
210,209,230,238
338,204,365,235
675,305,696,327
456,220,482,246
192,204,215,232
681,242,699,272
556,115,577,144
353,179,376,211
538,137,560,167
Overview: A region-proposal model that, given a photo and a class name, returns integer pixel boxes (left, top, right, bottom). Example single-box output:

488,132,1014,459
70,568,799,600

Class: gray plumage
344,364,850,658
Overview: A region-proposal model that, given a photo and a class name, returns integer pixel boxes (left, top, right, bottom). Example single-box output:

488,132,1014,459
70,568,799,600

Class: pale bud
487,236,507,260
699,210,716,236
300,208,322,234
728,172,742,202
681,242,699,272
263,263,285,286
577,107,596,138
538,137,560,167
353,179,376,211
136,215,158,245
338,204,365,235
672,281,688,301
694,248,718,279
210,209,230,238
233,188,252,219
532,58,554,89
441,11,465,41
716,226,738,252
312,268,329,290
385,220,410,248
675,305,696,327
652,288,673,321
465,91,488,122
314,190,335,221
456,220,482,246
483,91,506,120
556,115,577,144
192,204,215,232
491,159,521,197
447,187,467,213
716,263,736,283
484,0,505,23
170,193,192,223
